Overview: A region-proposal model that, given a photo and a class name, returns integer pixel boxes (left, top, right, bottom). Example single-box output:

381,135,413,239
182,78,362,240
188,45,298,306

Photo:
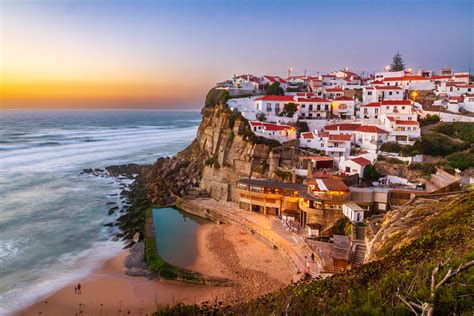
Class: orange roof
370,80,384,85
334,96,353,101
249,121,294,131
374,86,403,90
254,95,295,102
351,157,371,166
396,120,419,125
318,131,330,137
328,134,351,142
386,116,395,122
454,73,469,78
356,125,388,134
325,88,344,92
301,132,315,139
381,100,412,106
324,123,361,131
361,102,381,107
297,97,331,103
384,76,429,82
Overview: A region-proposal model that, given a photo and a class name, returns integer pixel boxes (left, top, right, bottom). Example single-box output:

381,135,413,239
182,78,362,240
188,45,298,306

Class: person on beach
74,286,77,294
77,283,81,294
311,253,315,261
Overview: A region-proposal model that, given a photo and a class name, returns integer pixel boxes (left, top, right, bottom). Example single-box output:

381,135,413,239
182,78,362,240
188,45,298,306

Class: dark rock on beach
108,206,119,215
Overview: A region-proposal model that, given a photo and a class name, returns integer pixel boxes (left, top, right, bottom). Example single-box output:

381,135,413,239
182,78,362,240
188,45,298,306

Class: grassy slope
155,191,474,315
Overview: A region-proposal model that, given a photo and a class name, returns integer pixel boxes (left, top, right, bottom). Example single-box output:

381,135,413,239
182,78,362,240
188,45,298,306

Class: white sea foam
0,239,24,264
0,240,124,316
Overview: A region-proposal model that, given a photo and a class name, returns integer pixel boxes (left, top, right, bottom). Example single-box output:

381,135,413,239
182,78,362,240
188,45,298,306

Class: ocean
0,110,201,315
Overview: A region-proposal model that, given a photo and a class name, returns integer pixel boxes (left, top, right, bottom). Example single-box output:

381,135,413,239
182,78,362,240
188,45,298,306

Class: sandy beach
16,222,293,315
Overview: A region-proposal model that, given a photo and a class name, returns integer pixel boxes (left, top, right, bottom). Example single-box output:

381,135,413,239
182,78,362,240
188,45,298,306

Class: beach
17,222,293,315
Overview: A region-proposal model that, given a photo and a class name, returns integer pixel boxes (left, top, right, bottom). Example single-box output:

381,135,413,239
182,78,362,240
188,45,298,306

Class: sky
0,0,472,109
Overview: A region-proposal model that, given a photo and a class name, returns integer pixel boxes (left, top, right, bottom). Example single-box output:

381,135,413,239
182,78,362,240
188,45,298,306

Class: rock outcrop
143,91,300,206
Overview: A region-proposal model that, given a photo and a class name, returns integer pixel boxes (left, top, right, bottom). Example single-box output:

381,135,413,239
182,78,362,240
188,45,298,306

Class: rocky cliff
143,89,300,206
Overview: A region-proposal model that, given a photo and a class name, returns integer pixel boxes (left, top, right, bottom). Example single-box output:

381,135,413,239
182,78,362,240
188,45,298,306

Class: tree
279,102,298,117
363,165,380,181
419,114,440,127
256,112,267,122
265,82,284,96
390,52,405,71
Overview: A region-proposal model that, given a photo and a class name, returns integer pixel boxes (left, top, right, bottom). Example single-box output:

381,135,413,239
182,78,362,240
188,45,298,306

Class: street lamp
385,65,391,71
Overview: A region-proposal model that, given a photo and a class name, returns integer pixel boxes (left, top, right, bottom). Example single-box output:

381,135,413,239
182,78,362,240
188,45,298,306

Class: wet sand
18,222,293,315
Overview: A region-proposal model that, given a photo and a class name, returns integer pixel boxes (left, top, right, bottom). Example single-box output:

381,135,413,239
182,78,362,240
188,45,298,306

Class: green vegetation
256,112,267,122
414,133,469,156
205,155,220,169
419,114,440,127
389,52,405,71
155,192,474,315
274,169,292,181
433,122,474,143
205,88,230,108
238,123,281,149
295,120,309,133
279,102,298,117
265,82,284,96
446,151,474,171
363,164,380,181
408,162,438,176
379,142,402,153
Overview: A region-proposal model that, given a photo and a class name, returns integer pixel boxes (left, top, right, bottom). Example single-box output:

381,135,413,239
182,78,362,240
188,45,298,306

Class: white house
342,202,365,223
360,100,414,120
374,70,405,81
324,87,345,99
260,75,289,91
249,121,297,143
353,125,389,152
363,86,404,104
324,123,361,139
331,96,355,118
299,131,351,158
297,97,331,119
383,76,433,90
463,94,474,112
254,95,297,120
381,115,420,144
339,156,372,177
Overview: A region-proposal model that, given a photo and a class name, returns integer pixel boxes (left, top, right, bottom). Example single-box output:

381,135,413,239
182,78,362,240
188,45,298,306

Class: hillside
155,190,474,315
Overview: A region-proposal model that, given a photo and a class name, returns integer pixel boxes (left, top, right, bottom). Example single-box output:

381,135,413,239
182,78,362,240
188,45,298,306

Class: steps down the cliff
353,223,366,241
352,242,366,268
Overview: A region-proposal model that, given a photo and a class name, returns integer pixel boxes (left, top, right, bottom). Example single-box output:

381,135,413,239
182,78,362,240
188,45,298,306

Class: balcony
307,191,350,202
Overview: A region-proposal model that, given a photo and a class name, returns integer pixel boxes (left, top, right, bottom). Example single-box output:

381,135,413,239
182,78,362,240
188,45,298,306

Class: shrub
205,156,220,169
274,169,291,181
385,157,405,164
279,102,298,117
433,122,474,143
265,82,284,96
419,114,440,127
380,142,402,153
256,112,267,122
408,162,437,176
412,133,469,156
205,88,229,108
295,120,309,133
446,151,474,171
363,164,380,181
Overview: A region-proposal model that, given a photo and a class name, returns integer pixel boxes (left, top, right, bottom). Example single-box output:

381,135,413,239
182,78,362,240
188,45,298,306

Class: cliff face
143,96,299,206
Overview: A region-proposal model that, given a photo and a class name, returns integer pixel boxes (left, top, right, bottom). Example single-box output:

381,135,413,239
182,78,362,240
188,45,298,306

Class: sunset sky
0,0,472,109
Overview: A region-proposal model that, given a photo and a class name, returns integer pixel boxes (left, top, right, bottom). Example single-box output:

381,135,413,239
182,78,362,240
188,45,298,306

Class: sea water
0,110,201,315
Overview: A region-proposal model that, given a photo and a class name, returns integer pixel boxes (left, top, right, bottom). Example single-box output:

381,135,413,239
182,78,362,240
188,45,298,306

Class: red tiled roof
318,131,330,137
249,121,294,131
374,86,403,90
325,88,344,92
384,76,429,82
356,125,388,134
324,123,361,131
254,95,295,102
370,80,384,85
351,157,372,166
301,132,315,139
386,116,395,122
396,120,419,125
328,134,351,141
334,96,353,101
361,102,381,107
298,97,331,103
381,100,412,105
432,75,452,80
454,73,469,78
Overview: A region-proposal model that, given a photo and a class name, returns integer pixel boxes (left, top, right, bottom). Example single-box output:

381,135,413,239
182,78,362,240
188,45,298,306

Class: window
345,167,350,172
275,104,280,113
309,104,313,111
317,104,321,111
266,103,271,112
368,92,372,95
325,104,329,110
389,91,393,95
386,106,390,110
402,106,405,110
302,104,305,108
316,113,321,117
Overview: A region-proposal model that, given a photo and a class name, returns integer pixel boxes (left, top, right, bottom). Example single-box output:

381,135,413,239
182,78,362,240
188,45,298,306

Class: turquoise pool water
152,207,208,267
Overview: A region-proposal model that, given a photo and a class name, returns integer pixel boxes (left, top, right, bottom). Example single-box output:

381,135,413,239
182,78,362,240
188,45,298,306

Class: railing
307,192,350,202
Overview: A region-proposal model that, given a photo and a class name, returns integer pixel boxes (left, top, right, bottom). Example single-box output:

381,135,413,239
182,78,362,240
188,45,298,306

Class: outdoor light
385,65,390,71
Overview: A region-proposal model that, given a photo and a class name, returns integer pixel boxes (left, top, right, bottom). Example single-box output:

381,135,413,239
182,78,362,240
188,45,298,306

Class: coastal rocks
108,206,119,215
124,242,150,277
106,163,147,179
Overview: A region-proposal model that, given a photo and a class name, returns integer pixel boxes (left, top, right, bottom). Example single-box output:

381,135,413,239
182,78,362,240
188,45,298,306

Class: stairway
352,223,366,241
352,243,366,268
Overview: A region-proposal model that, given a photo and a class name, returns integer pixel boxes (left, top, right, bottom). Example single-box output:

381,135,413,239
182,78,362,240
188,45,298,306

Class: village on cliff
203,61,473,273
